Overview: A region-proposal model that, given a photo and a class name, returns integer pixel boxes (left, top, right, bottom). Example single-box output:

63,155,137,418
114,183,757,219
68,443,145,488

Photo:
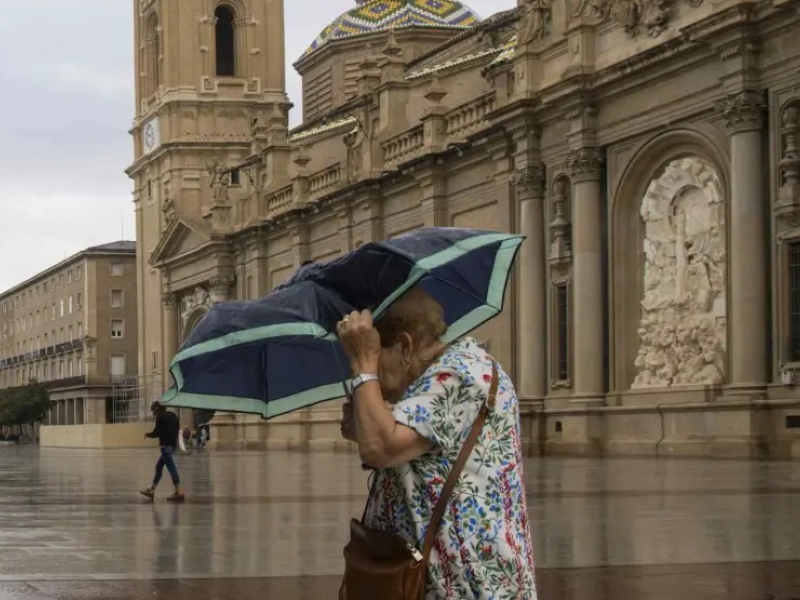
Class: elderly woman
337,287,536,600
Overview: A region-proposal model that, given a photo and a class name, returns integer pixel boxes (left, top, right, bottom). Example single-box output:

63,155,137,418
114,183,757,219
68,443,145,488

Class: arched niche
609,126,731,392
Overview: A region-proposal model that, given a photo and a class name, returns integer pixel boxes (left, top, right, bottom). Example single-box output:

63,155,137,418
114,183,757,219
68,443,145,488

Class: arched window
143,13,161,97
215,5,236,77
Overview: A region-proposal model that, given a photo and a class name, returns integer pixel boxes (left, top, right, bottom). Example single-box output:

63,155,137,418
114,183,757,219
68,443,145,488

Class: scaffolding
110,372,164,423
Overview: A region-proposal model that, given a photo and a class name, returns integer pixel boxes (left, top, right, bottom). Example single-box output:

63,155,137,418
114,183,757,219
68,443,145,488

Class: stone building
128,0,800,457
0,242,139,434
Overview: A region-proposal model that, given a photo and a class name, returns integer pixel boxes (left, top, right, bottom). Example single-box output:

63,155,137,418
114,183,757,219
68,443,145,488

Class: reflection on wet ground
1,447,799,599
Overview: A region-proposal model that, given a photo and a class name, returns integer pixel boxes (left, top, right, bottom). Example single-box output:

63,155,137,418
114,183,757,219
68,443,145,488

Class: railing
266,185,293,217
446,93,496,143
43,376,87,389
382,126,425,167
309,163,342,200
0,338,85,368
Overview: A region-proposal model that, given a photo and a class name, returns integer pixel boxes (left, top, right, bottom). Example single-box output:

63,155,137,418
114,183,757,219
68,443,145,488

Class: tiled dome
304,0,481,56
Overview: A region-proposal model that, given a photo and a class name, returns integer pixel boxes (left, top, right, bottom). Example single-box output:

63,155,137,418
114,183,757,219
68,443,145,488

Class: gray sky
0,0,512,292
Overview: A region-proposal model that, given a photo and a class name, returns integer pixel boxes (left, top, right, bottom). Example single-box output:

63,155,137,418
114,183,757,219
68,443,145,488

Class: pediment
149,216,213,266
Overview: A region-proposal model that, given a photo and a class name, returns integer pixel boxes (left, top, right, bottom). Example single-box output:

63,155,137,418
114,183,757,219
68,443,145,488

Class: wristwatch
350,373,379,394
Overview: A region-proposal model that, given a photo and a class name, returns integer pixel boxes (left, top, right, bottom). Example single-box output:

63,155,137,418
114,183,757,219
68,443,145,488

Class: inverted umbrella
161,227,524,419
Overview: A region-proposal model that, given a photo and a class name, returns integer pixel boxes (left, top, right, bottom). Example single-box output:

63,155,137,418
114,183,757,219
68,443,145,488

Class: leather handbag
339,361,499,600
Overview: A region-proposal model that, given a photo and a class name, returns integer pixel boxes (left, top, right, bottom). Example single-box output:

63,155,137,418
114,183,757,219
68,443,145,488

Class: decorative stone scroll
571,0,670,38
512,164,545,197
632,157,727,388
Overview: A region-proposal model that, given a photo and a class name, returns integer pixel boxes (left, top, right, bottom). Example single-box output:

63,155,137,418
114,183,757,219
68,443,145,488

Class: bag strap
421,360,498,561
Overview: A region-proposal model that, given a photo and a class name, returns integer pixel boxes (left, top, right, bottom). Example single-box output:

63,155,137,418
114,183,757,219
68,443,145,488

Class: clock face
144,124,155,149
142,118,160,155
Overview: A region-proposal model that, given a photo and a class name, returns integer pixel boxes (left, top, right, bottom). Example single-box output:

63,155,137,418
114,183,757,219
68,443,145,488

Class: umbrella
161,227,524,419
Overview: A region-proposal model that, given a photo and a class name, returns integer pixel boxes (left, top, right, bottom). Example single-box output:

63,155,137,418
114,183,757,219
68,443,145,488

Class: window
76,266,83,280
215,5,236,77
67,270,72,284
68,297,73,314
43,364,49,381
68,359,73,378
68,326,73,341
110,289,124,308
58,275,63,288
144,14,161,97
59,300,64,318
111,319,125,339
58,361,64,379
35,310,39,326
789,242,800,361
111,354,126,377
76,355,83,376
59,328,64,344
555,283,570,382
51,304,55,320
230,169,241,186
77,322,83,338
111,263,124,277
44,333,48,347
76,292,82,309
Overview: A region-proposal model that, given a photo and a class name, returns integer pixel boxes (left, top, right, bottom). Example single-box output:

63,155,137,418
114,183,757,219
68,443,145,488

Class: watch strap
350,373,379,393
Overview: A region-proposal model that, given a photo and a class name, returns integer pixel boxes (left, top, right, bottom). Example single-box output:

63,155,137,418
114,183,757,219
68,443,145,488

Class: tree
0,381,53,427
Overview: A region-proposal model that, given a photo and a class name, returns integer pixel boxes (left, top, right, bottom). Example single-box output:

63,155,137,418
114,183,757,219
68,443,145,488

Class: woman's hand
340,401,357,442
337,310,381,374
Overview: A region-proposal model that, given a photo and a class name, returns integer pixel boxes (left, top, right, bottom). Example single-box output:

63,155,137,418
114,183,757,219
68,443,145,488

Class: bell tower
127,0,288,401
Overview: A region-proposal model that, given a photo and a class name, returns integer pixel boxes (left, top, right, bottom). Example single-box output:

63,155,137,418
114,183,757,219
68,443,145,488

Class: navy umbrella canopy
161,227,524,419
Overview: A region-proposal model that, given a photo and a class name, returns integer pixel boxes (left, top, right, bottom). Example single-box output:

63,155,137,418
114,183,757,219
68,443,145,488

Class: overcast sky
0,0,512,292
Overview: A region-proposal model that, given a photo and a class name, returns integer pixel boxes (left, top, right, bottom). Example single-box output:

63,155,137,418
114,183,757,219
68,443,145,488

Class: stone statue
632,157,726,389
519,0,552,44
571,0,669,37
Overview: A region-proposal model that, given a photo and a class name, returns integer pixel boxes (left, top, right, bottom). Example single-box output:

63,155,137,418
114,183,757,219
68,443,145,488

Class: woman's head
374,287,447,403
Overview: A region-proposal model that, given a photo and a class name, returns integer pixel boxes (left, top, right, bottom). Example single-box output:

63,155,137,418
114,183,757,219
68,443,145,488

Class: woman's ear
399,332,413,362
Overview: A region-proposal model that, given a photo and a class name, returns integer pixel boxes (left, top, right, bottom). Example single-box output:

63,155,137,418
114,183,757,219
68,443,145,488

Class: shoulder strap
421,360,498,561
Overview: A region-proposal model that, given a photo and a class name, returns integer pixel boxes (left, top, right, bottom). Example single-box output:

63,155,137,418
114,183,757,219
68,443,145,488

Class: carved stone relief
181,286,212,324
549,177,572,273
777,102,800,229
632,157,727,388
571,0,670,37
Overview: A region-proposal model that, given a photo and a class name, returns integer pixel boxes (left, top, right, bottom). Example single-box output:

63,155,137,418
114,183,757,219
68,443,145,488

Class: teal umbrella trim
162,232,524,416
162,381,346,419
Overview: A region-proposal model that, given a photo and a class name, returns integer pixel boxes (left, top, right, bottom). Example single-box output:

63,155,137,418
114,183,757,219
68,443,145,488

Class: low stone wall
40,423,154,449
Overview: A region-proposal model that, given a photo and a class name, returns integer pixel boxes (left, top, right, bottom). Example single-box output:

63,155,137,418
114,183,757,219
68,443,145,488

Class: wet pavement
1,446,799,599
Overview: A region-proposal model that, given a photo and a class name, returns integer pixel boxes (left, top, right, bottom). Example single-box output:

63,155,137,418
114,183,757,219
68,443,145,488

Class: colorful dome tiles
304,0,481,56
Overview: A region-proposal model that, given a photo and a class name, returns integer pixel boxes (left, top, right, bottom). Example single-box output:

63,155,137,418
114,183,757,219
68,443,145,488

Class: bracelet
350,373,379,394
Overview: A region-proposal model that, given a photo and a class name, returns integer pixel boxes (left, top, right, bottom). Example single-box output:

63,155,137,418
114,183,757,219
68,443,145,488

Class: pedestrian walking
139,400,185,502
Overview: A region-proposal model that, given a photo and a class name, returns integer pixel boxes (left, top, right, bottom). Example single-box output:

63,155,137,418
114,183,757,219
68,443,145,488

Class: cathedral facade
128,0,800,457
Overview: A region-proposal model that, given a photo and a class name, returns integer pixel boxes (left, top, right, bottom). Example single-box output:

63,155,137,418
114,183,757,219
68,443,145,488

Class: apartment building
0,241,138,427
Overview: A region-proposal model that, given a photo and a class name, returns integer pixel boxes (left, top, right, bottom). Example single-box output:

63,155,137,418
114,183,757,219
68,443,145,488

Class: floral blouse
364,337,537,600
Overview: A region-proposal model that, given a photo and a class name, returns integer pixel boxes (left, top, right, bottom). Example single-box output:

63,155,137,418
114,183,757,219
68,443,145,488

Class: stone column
208,275,240,447
162,292,189,424
720,91,768,389
162,293,180,369
568,148,605,401
512,164,547,400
